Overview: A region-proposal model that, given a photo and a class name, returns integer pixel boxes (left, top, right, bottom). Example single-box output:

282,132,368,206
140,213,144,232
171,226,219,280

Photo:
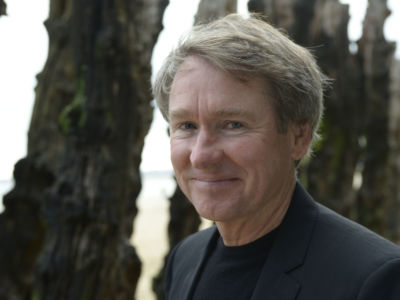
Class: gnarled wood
356,0,396,237
195,0,237,24
0,0,167,299
388,59,400,243
0,0,7,17
0,0,6,16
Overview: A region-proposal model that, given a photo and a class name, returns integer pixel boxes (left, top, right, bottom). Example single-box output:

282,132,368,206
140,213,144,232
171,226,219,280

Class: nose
190,129,223,169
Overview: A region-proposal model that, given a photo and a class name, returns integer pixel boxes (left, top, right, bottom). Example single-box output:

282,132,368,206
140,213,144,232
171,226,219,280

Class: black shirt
192,229,277,300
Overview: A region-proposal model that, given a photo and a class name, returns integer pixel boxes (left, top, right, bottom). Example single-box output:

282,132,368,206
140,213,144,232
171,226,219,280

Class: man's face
169,56,302,225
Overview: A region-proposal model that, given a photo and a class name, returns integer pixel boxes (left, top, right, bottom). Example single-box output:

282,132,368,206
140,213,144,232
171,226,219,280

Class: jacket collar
177,228,220,300
251,182,318,300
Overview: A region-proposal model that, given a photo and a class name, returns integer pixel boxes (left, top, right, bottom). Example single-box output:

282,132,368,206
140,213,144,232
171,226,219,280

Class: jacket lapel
184,228,219,299
251,183,319,300
170,226,219,300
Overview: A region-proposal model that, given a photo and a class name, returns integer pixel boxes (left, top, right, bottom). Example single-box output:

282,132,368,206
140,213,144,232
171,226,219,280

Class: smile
190,178,240,187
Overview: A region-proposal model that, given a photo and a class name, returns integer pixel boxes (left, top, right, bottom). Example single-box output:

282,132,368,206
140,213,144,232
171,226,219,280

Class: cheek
229,137,287,179
170,140,193,200
170,139,189,172
228,139,266,167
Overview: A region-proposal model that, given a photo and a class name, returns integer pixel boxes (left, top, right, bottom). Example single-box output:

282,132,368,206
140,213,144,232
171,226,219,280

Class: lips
189,177,240,187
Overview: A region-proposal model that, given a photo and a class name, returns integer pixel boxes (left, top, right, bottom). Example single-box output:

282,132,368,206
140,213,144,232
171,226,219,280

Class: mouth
190,177,240,187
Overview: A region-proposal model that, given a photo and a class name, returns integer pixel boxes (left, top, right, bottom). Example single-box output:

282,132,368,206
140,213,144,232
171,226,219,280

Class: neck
216,178,296,246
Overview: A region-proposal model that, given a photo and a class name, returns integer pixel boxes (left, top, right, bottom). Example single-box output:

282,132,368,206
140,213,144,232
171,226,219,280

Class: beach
132,172,174,300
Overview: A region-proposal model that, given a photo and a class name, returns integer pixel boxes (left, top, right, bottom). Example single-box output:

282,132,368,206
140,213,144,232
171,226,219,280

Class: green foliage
31,290,39,300
59,77,87,134
312,117,327,153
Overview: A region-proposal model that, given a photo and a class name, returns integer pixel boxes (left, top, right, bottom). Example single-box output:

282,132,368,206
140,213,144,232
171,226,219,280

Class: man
153,13,400,300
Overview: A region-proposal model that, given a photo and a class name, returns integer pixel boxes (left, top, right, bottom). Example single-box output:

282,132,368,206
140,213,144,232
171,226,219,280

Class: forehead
174,55,251,85
169,56,276,121
171,55,270,98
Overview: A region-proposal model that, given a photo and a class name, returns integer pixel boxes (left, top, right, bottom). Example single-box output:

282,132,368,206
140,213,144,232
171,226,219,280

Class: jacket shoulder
295,200,400,299
315,202,400,259
356,257,400,299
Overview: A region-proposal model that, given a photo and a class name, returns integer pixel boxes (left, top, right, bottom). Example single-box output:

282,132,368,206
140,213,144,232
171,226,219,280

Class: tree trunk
387,59,400,243
0,0,6,16
249,0,317,46
248,0,399,240
303,0,365,218
195,0,237,24
0,0,167,299
356,0,396,238
152,1,237,299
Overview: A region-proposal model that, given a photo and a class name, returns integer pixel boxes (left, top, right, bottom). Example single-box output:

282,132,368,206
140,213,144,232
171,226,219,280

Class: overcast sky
0,0,399,188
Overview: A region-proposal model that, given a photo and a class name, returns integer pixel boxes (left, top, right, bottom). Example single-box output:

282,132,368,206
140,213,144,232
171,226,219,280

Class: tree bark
303,0,365,218
248,0,316,46
194,0,237,24
387,59,400,243
0,0,6,16
356,0,396,237
0,0,167,299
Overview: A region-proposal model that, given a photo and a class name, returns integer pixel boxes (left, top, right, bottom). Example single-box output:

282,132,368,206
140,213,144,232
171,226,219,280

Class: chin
191,193,241,219
194,205,237,223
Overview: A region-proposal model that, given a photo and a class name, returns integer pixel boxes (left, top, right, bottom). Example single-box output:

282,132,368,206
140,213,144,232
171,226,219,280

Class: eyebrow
214,108,254,119
169,109,195,121
169,107,255,120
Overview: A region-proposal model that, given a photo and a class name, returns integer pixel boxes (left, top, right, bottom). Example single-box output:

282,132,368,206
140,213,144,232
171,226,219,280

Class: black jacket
165,183,400,300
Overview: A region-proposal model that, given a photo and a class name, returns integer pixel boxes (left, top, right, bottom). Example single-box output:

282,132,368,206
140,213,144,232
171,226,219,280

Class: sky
0,0,399,189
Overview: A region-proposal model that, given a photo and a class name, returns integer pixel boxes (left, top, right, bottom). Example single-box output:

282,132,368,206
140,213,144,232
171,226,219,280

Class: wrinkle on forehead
170,55,276,123
175,55,251,83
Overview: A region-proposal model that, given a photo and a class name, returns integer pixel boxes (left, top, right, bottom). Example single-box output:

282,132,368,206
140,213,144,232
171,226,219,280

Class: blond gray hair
153,13,327,148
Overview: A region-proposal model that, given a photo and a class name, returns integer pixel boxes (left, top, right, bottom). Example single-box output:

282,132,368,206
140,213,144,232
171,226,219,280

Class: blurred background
1,0,400,299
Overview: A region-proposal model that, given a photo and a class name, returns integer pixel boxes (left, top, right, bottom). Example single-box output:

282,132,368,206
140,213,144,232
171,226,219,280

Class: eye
170,120,197,137
226,121,243,129
179,122,197,130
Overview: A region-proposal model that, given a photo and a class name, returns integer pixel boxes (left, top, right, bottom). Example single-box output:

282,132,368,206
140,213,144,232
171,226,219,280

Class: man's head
153,13,327,154
153,14,327,231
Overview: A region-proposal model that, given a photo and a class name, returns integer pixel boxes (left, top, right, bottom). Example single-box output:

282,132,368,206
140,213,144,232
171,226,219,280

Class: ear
289,123,312,161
